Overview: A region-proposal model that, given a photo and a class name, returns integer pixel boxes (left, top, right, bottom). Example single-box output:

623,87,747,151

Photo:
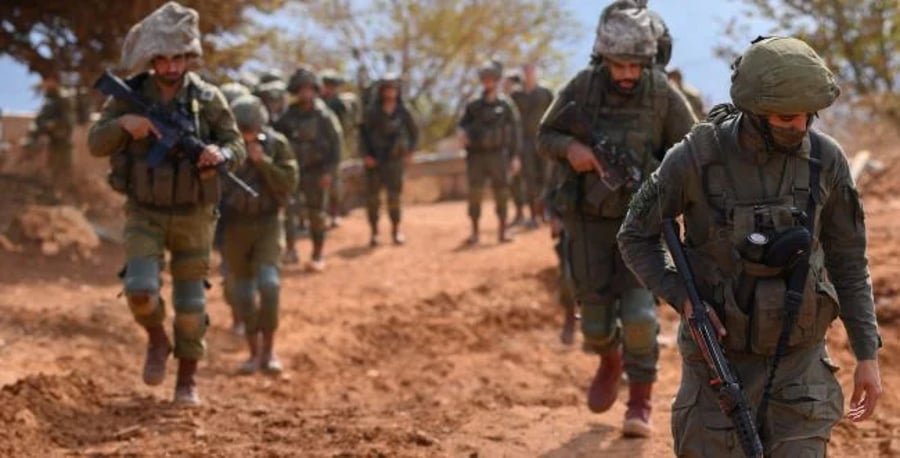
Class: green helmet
230,95,269,131
730,37,840,114
287,67,319,93
254,79,287,101
258,69,284,85
220,82,251,104
477,59,503,79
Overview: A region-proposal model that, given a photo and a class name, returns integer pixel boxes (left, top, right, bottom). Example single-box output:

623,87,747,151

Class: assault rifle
94,70,258,197
662,218,764,458
543,100,642,208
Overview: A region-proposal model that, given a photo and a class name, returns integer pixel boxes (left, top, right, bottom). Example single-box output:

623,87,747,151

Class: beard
769,124,807,154
156,71,185,87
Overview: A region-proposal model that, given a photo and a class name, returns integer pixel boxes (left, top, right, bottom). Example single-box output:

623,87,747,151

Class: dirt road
0,200,898,457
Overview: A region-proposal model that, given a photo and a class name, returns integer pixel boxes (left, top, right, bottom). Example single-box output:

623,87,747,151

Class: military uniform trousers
555,230,577,309
521,143,547,203
466,151,511,220
563,215,658,383
123,202,216,360
672,342,843,457
286,167,329,245
222,214,284,335
365,159,404,226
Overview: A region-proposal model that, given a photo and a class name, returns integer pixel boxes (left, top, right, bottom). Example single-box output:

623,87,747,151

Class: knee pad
580,303,620,352
173,312,208,360
619,289,659,355
172,279,206,313
124,258,160,295
256,265,280,296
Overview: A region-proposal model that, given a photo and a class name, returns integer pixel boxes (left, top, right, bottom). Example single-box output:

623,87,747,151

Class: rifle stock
662,218,764,458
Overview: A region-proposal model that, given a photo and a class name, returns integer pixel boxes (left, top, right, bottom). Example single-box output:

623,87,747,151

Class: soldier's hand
118,114,160,140
248,142,265,163
682,299,726,339
198,144,225,168
320,173,332,189
510,156,522,176
849,359,882,422
566,141,605,175
364,156,378,168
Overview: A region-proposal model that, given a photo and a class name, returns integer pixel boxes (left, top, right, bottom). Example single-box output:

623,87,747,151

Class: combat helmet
120,2,202,74
255,79,287,102
320,69,346,87
730,37,840,115
592,5,658,62
287,67,319,93
220,82,251,104
477,59,503,80
258,69,284,85
230,95,269,131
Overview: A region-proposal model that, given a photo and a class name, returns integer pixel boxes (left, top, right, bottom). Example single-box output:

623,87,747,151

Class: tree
291,0,581,148
719,0,899,125
0,0,285,87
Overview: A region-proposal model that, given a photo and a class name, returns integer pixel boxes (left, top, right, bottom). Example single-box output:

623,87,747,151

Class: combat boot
282,247,299,265
259,331,283,374
510,206,525,227
174,359,201,406
466,219,480,245
587,347,623,413
498,218,514,243
392,225,406,246
142,324,172,386
560,305,576,345
237,332,260,375
623,382,653,438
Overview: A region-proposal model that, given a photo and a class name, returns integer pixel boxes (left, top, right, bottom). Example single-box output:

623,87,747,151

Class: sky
0,0,764,114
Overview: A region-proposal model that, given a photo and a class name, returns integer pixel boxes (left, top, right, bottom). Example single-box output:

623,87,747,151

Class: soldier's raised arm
87,97,132,158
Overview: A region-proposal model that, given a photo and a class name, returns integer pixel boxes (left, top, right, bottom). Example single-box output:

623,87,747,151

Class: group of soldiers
70,0,881,455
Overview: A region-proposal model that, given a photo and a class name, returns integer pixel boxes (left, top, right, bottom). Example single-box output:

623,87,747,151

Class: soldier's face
298,86,316,104
767,113,809,131
606,57,644,90
152,55,187,86
480,75,498,93
381,85,399,102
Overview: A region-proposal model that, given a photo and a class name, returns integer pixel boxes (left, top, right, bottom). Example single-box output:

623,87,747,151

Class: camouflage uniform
87,2,245,405
25,83,76,183
618,37,881,456
544,162,578,344
510,81,554,218
222,95,297,374
274,68,343,267
538,5,696,435
321,70,361,225
459,60,523,242
359,76,419,244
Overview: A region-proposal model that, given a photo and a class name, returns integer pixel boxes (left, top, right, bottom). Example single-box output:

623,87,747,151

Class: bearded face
151,54,188,86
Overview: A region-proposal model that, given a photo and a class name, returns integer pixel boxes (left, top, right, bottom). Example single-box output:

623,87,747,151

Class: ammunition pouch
128,154,220,208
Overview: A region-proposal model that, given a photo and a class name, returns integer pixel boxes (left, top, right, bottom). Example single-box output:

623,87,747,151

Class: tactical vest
367,107,411,160
580,66,669,218
221,129,281,218
681,115,839,355
466,97,514,153
108,73,221,208
285,108,327,169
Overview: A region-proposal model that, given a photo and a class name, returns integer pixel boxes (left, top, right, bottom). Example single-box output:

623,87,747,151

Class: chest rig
222,128,281,218
683,115,838,357
580,66,668,218
466,98,513,153
369,108,410,160
285,108,326,169
108,73,220,208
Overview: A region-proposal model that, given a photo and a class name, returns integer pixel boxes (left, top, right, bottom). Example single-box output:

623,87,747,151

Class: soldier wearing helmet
222,95,297,376
319,69,358,229
359,73,419,246
274,67,344,272
537,4,696,436
619,37,882,455
87,1,245,406
458,59,523,244
220,82,252,105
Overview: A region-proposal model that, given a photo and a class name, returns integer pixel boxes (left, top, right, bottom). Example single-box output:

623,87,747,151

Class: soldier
537,6,696,436
618,36,882,456
220,82,252,105
223,95,297,374
510,63,555,229
320,69,359,229
23,71,76,185
458,60,522,245
503,68,529,227
274,68,343,272
87,1,245,405
255,78,288,124
667,68,705,119
359,73,419,246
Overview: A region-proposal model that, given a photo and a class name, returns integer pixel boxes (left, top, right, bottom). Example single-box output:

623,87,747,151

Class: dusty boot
524,203,540,229
237,333,260,375
510,206,525,227
142,325,172,386
498,218,514,243
174,359,201,406
392,225,406,246
259,331,283,374
587,347,623,413
560,306,576,345
370,224,380,247
309,240,326,272
282,246,299,265
466,219,480,245
623,382,653,438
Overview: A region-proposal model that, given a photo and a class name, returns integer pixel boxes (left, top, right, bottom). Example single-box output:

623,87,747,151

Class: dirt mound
16,205,100,257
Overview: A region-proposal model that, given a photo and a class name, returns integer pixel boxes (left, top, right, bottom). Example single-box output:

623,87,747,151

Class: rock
17,205,100,256
409,430,437,447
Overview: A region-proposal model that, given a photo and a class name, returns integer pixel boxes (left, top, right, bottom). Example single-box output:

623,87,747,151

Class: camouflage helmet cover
254,79,287,100
257,69,284,85
593,5,658,61
287,67,319,93
230,94,269,131
730,37,840,114
320,69,346,86
220,82,251,104
120,2,203,74
378,71,402,87
477,59,503,79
